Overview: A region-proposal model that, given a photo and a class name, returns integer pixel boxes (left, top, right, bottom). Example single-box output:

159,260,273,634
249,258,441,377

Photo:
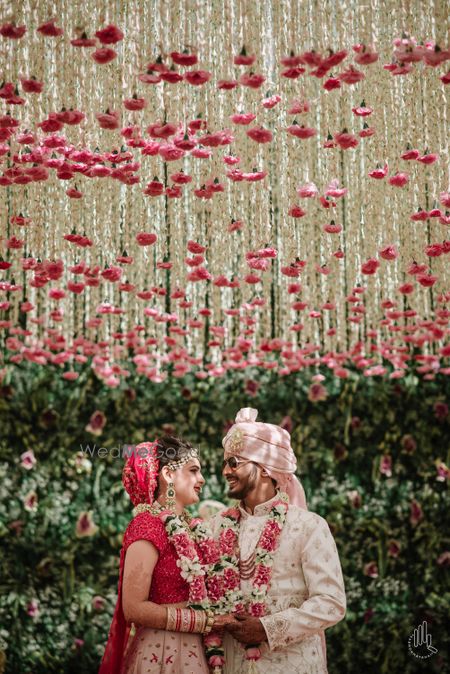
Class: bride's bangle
203,609,215,634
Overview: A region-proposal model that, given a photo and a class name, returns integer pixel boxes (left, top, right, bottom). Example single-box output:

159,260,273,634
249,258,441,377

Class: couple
99,408,346,674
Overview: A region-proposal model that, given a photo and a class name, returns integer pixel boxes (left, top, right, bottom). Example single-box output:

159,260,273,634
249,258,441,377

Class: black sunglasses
222,456,252,471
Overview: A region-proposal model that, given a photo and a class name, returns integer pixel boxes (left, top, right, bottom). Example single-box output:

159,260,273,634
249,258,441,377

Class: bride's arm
122,540,168,628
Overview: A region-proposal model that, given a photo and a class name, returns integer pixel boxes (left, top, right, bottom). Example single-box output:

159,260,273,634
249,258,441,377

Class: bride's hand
212,613,239,631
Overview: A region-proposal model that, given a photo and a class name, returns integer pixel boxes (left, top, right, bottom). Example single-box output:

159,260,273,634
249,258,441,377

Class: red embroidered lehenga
99,511,209,674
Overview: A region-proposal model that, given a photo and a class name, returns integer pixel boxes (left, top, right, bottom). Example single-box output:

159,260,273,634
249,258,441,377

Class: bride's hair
153,435,196,497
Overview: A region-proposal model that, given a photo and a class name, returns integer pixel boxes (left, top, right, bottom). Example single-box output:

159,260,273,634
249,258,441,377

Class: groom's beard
226,465,258,499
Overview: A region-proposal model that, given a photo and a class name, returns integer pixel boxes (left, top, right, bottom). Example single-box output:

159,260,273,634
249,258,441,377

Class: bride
99,435,234,674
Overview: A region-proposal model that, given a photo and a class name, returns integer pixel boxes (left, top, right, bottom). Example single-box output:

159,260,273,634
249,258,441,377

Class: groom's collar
238,492,281,518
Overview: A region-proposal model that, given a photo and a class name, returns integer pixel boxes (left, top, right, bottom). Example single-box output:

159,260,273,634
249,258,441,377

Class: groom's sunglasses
222,456,252,471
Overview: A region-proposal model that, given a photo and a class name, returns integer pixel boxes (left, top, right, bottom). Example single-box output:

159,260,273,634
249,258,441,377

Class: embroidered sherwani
210,496,346,674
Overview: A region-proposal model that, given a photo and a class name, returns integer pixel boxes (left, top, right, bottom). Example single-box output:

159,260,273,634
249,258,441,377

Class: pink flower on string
352,100,373,116
230,112,256,125
361,258,380,275
353,44,379,65
262,94,281,108
297,182,318,198
37,20,63,37
388,172,409,187
234,47,256,66
239,73,265,88
334,130,359,149
95,24,124,43
379,245,398,260
246,126,273,143
92,48,117,65
185,70,212,85
369,163,388,179
338,65,365,84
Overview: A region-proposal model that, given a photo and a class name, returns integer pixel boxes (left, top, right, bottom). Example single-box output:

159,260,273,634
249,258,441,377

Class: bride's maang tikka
165,445,200,470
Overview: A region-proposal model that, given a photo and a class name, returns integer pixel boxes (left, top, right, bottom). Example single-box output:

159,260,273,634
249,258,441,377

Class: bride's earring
166,480,176,512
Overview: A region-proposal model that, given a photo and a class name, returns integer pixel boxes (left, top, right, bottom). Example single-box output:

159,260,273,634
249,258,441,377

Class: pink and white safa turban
222,407,307,508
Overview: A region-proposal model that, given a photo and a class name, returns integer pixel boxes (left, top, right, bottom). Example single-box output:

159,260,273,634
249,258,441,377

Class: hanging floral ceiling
0,0,449,385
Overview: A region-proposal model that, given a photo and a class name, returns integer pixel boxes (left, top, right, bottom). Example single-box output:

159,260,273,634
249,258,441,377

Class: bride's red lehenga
99,511,208,674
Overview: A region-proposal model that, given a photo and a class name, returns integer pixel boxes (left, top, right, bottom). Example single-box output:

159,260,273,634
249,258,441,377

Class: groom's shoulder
287,505,330,531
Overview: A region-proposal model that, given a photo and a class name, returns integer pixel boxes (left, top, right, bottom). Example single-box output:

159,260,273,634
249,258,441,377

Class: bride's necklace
239,549,256,579
133,500,192,526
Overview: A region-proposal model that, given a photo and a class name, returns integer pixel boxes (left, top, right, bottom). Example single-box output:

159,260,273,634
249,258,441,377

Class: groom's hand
225,613,267,644
212,613,239,632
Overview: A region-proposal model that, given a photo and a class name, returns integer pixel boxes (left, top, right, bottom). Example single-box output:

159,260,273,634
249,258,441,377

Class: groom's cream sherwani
211,496,346,674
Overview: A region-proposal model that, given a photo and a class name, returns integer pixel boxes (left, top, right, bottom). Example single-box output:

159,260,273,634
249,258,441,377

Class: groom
210,408,346,674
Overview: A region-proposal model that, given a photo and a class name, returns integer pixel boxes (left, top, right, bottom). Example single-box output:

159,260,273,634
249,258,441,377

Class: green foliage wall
0,366,449,673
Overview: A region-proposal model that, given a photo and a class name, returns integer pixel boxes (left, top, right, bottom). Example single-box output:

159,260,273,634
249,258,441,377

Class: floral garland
204,492,289,673
133,502,220,608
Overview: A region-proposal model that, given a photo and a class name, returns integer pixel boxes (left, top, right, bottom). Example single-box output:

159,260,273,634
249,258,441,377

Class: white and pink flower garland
133,502,220,608
204,492,289,673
